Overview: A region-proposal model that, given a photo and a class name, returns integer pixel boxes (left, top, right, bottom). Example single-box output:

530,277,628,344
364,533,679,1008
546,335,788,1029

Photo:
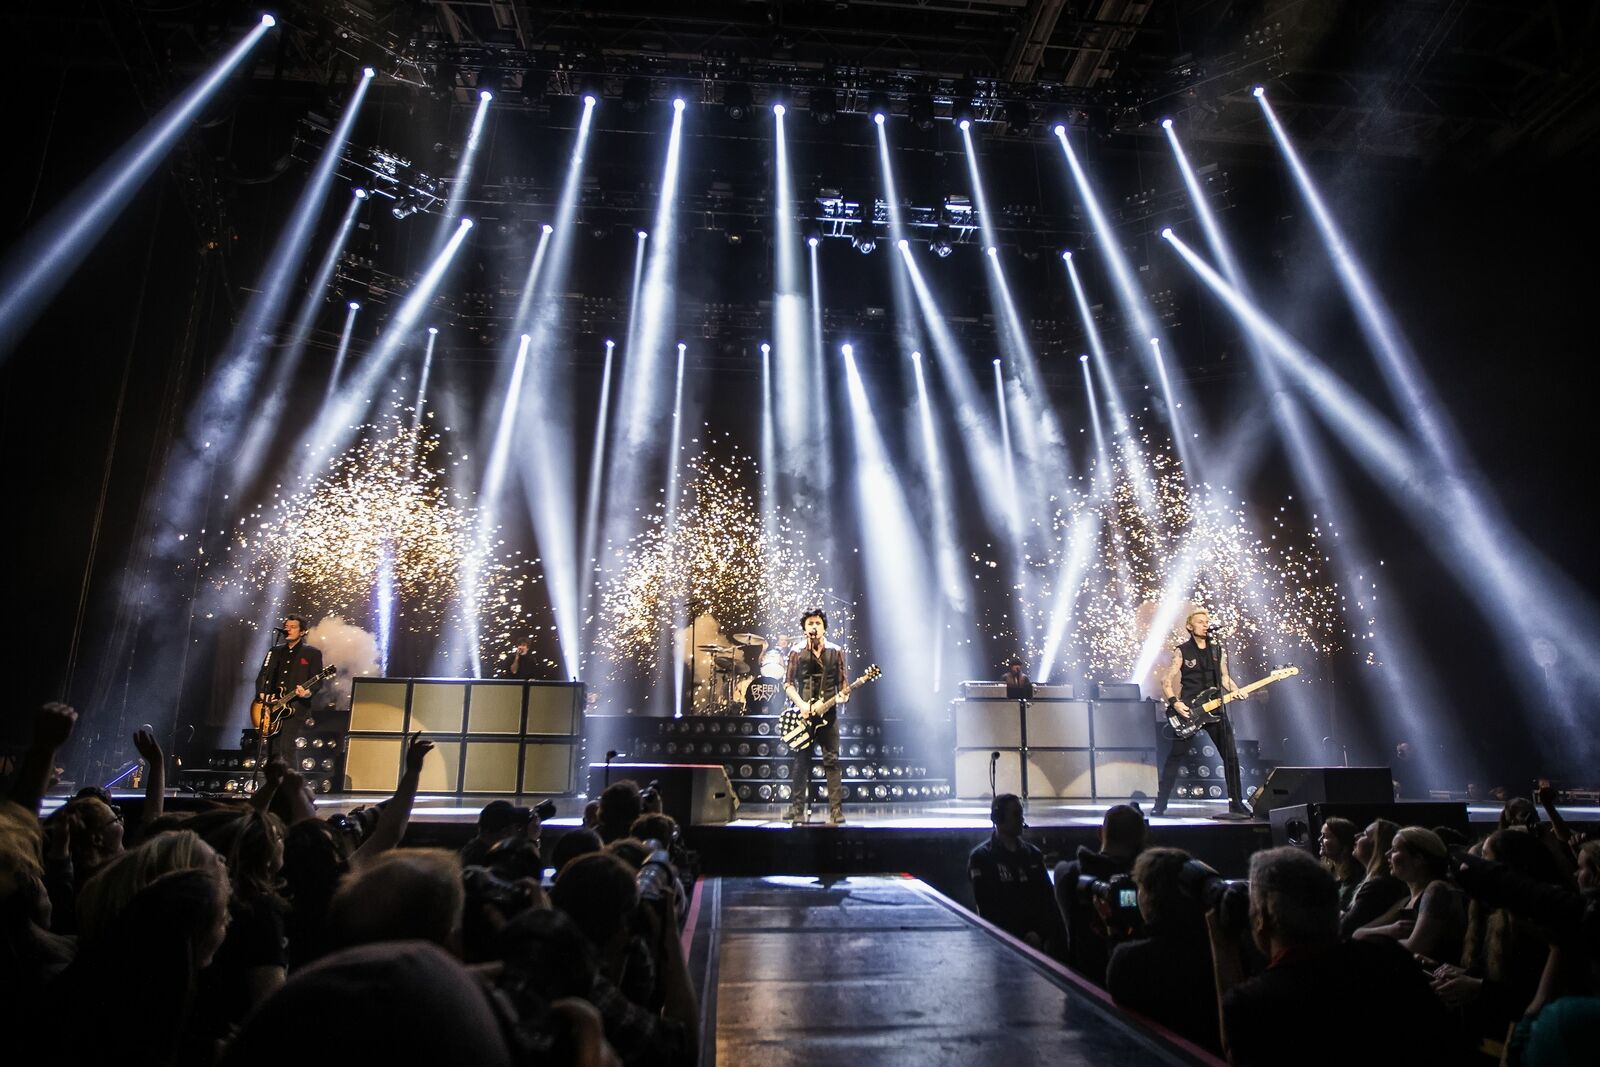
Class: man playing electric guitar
254,614,324,760
1153,609,1250,818
782,609,850,827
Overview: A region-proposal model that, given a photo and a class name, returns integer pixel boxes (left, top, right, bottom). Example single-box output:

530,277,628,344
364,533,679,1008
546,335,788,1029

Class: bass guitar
1166,666,1299,740
251,664,337,737
779,665,882,750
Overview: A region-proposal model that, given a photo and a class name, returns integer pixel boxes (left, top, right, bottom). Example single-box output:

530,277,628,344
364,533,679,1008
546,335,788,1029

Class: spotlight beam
0,18,275,359
1164,121,1439,756
665,343,689,717
429,90,494,251
1165,231,1600,753
323,302,361,402
1052,125,1196,477
578,340,617,655
773,105,817,498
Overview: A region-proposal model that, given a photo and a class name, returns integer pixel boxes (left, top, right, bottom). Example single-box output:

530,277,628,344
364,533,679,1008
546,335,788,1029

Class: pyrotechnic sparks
213,410,552,671
594,431,851,682
976,430,1360,682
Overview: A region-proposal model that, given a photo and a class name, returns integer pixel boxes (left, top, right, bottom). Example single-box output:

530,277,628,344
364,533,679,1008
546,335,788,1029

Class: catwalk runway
680,874,1221,1066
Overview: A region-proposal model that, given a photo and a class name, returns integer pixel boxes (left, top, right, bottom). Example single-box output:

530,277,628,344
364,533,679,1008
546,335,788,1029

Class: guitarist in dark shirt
782,610,850,827
254,615,324,756
1154,609,1249,818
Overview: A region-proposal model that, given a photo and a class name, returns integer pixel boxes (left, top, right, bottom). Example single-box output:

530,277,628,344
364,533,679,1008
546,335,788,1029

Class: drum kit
693,631,796,715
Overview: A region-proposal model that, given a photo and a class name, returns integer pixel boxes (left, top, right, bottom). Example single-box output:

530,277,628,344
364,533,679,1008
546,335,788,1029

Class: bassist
1154,610,1249,818
782,609,850,827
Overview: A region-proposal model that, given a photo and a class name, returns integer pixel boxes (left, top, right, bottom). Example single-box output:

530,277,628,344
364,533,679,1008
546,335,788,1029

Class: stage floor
682,874,1220,1066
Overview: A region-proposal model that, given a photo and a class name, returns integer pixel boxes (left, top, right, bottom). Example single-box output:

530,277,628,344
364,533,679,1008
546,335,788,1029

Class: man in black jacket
1053,802,1147,985
968,794,1064,953
255,615,324,756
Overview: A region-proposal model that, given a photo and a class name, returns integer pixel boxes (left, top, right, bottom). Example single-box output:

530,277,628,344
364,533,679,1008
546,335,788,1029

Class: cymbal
731,633,766,646
697,644,733,652
713,656,739,671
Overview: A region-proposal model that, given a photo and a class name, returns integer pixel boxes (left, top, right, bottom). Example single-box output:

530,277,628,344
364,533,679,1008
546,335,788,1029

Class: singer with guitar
254,614,324,759
782,609,850,827
1154,610,1250,818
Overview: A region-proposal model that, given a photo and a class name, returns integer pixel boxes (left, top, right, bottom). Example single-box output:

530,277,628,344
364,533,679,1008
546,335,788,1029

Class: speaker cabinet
955,703,1023,748
1091,701,1158,748
1025,750,1094,798
1249,766,1393,817
587,763,737,826
1093,750,1158,798
1027,701,1090,747
955,749,1023,798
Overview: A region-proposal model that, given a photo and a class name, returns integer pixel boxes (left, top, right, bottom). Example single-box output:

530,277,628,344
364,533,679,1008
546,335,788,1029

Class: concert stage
680,874,1222,1066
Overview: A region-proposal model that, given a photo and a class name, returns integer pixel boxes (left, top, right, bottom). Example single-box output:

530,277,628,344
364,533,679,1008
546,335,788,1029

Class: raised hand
404,732,434,775
132,727,163,765
33,703,78,751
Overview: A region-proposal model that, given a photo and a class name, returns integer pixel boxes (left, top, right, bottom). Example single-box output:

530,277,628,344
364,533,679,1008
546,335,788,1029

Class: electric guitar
1166,666,1299,740
779,665,882,750
251,664,336,737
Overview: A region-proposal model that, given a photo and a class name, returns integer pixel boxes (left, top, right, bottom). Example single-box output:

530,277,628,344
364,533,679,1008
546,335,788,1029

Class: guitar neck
810,671,877,714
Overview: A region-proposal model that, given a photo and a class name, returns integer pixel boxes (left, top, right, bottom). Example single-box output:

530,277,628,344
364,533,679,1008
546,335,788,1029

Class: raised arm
7,704,78,816
350,732,433,868
132,728,166,834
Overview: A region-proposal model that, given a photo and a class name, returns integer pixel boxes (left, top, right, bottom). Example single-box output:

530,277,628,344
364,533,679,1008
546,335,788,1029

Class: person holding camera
967,794,1064,954
1207,846,1461,1065
1053,803,1147,985
1105,847,1221,1055
550,851,698,1066
461,800,547,869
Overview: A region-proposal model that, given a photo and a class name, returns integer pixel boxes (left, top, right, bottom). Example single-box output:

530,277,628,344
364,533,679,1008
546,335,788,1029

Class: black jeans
785,715,842,816
1155,714,1242,806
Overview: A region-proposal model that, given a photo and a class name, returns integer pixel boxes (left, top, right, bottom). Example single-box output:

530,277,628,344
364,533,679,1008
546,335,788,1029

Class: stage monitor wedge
1249,766,1392,818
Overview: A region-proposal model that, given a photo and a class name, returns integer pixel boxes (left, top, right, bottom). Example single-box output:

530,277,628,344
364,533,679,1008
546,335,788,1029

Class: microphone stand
251,627,287,789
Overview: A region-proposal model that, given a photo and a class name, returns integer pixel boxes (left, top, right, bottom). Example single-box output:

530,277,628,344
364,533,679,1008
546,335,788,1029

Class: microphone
271,626,288,634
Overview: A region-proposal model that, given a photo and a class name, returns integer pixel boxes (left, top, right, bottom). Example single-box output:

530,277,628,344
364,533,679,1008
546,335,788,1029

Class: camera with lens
636,837,676,904
463,864,540,918
533,798,557,822
1178,859,1250,932
1076,873,1143,941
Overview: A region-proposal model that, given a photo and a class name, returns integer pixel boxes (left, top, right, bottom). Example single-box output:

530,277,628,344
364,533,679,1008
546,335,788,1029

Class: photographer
968,794,1065,955
1105,847,1220,1055
1053,803,1146,984
460,800,544,869
550,852,697,1066
1208,846,1459,1066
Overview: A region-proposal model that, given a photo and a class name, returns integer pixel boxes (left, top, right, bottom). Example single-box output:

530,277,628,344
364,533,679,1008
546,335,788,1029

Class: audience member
0,800,73,1026
968,793,1065,955
1105,846,1220,1053
1353,825,1467,963
549,852,697,1066
1338,817,1405,938
461,800,539,868
192,809,292,1041
219,941,518,1067
49,862,231,1066
1054,802,1146,983
1210,846,1462,1065
1317,816,1362,911
327,848,465,954
551,827,604,876
599,780,643,844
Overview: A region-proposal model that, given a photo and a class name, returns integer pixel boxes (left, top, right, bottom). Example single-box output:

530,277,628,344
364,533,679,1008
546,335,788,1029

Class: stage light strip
772,106,813,489
0,16,276,359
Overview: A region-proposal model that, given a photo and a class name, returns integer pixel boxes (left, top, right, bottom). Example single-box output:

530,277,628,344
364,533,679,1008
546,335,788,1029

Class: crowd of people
1,704,699,1066
969,789,1599,1065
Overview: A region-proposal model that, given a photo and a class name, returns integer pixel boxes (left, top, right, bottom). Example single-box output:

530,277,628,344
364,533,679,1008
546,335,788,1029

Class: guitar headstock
1270,666,1299,680
859,664,882,683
